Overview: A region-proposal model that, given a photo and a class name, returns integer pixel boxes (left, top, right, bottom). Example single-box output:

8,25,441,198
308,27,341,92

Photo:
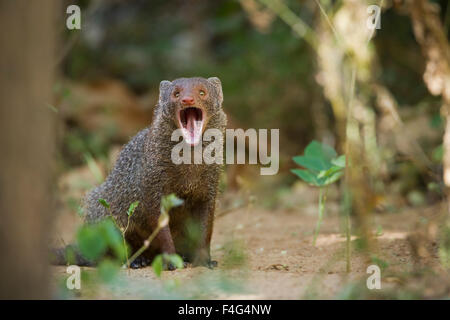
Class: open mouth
177,107,204,146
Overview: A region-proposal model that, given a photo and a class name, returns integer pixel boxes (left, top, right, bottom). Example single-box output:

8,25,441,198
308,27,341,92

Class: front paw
164,261,189,270
166,262,177,271
193,258,218,269
207,260,218,269
129,256,151,269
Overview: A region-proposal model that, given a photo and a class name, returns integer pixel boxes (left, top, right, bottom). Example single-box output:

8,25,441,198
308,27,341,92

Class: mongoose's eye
199,90,205,96
174,91,180,98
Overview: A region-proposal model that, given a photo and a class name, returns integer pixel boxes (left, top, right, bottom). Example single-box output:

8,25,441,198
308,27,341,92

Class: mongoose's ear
158,80,172,104
208,77,223,104
159,80,172,92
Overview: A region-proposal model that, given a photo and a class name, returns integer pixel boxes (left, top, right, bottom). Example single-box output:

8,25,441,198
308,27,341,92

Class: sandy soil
52,202,444,299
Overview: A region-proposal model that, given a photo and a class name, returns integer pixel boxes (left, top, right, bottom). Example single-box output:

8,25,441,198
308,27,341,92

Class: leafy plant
74,193,185,290
291,140,346,245
98,198,139,267
76,217,126,262
161,193,184,214
98,259,121,283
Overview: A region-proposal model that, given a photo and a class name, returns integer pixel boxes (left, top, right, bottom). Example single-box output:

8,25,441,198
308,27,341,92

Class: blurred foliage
72,194,185,280
76,217,127,262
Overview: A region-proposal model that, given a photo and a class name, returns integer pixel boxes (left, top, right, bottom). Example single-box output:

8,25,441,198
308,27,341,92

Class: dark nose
181,96,195,105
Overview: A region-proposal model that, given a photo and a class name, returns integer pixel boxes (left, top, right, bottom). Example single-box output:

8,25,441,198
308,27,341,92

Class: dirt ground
52,198,446,299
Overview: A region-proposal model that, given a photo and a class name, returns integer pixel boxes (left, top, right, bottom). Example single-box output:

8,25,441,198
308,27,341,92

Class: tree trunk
409,0,450,209
0,0,58,299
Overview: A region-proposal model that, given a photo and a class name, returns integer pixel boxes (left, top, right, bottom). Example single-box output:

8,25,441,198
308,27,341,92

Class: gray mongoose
54,77,227,269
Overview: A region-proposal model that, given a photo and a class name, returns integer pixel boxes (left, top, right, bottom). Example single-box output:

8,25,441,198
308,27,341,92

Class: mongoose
55,77,227,269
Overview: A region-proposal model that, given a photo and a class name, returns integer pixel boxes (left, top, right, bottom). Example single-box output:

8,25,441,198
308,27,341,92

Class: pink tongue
186,114,195,138
183,112,202,145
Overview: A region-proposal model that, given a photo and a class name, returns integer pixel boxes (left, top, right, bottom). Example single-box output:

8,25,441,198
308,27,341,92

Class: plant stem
345,189,351,273
126,225,162,268
258,0,317,48
122,217,131,269
343,60,357,272
313,187,327,246
107,209,130,268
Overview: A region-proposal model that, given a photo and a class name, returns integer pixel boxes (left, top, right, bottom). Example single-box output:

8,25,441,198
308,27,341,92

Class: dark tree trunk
0,0,58,299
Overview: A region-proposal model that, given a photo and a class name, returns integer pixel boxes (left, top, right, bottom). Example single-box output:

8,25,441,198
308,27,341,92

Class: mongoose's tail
50,245,94,266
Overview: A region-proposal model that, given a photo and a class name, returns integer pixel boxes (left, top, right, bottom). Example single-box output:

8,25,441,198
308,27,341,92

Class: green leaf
318,165,343,179
291,169,321,186
99,218,127,262
98,198,110,209
291,141,344,187
161,193,184,214
322,171,344,186
331,155,346,168
98,259,120,283
292,155,331,172
152,255,163,277
127,201,140,217
76,224,107,261
304,140,337,161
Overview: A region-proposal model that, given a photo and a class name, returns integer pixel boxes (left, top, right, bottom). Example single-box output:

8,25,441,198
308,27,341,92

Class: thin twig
126,226,162,268
122,216,131,270
343,63,357,273
313,0,342,44
258,0,317,48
